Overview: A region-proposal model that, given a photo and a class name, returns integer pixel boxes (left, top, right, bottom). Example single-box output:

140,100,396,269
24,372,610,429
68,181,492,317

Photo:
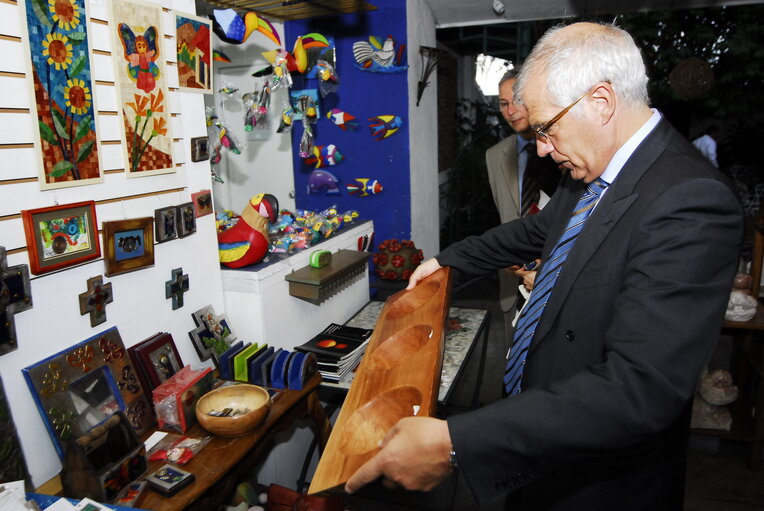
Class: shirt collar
600,109,662,185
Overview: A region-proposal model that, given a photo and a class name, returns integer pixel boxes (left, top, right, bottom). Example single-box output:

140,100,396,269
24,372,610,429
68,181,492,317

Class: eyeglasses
530,87,591,142
499,99,518,110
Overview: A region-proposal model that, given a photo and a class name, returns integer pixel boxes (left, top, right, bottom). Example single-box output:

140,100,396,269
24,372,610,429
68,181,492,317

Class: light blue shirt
600,109,662,190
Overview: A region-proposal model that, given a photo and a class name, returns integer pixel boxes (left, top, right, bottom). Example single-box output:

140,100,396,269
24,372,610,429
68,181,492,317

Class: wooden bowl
195,384,271,437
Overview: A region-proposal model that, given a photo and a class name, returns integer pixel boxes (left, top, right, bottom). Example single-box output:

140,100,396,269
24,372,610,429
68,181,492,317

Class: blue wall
286,0,410,250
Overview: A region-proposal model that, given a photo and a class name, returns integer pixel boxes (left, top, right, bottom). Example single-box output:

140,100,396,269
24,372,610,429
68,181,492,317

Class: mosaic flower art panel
111,0,174,177
22,0,103,190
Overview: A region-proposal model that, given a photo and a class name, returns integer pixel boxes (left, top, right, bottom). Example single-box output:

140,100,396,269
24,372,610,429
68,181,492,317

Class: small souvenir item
218,86,239,96
346,178,383,197
271,50,293,90
303,144,344,169
148,434,210,465
316,60,339,97
368,115,404,140
215,122,241,154
353,35,408,73
243,92,258,131
145,464,195,496
212,50,232,63
114,481,147,507
326,109,358,131
277,106,294,133
307,170,340,194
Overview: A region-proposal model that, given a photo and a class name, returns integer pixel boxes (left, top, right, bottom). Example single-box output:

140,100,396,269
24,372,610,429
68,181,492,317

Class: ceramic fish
327,109,358,131
303,144,344,168
368,115,404,140
346,178,383,197
307,170,340,194
353,35,407,73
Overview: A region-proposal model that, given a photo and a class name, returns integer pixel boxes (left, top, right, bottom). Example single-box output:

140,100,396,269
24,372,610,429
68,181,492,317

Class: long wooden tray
309,267,452,494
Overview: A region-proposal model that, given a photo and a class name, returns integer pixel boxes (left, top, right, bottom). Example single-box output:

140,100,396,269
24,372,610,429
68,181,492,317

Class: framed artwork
174,12,212,94
191,189,213,217
127,332,183,392
110,0,174,178
154,206,178,243
22,327,152,459
190,136,209,162
20,0,103,190
103,217,154,277
21,201,101,275
177,202,196,237
188,306,235,362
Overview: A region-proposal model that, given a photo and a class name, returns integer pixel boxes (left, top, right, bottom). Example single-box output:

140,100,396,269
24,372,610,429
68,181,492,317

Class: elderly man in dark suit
345,21,742,510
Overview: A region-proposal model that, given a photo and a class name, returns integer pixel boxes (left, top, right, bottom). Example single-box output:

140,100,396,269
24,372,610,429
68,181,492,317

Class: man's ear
590,82,616,125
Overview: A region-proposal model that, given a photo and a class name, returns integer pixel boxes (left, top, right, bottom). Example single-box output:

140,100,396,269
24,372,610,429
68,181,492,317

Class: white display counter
220,221,374,350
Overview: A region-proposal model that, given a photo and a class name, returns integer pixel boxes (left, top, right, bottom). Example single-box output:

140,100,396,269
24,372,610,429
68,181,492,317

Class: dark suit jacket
440,119,742,510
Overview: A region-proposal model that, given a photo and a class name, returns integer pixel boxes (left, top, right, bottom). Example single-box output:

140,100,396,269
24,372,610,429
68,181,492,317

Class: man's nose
536,136,554,157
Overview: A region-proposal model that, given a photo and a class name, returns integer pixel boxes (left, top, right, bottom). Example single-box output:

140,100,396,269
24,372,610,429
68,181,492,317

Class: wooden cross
0,247,33,356
165,267,189,310
78,275,113,327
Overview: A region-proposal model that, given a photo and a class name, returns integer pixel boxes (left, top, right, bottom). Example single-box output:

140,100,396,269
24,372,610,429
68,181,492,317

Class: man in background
486,69,561,347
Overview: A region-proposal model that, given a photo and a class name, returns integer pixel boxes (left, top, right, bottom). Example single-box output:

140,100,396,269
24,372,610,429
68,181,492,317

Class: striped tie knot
504,176,609,395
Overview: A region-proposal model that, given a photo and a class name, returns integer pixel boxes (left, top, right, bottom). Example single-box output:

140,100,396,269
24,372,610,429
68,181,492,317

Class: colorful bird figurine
211,9,281,47
218,86,239,96
346,178,383,197
303,144,344,168
327,109,358,131
352,35,407,73
218,193,279,268
216,124,240,154
368,115,404,140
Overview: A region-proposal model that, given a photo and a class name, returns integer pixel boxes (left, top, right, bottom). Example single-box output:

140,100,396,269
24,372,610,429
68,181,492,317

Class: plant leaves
30,0,52,29
67,30,86,45
76,140,94,163
51,109,69,140
68,55,86,79
74,115,91,143
49,160,74,177
39,121,58,145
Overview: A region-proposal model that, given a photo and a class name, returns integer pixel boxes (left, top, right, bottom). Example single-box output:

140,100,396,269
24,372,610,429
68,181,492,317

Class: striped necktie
504,178,609,395
520,142,540,217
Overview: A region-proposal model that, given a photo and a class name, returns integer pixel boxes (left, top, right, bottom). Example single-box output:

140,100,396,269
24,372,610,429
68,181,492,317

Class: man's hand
509,259,541,291
345,417,453,494
406,258,443,290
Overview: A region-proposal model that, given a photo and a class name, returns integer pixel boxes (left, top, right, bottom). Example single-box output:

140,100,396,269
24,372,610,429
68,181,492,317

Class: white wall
407,0,439,259
0,0,225,488
207,22,297,216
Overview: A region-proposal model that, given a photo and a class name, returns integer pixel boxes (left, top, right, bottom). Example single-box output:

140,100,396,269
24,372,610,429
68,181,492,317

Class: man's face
498,78,532,138
522,74,606,183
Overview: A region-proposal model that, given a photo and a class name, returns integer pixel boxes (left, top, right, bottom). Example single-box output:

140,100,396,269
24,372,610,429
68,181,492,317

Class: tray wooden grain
308,268,452,494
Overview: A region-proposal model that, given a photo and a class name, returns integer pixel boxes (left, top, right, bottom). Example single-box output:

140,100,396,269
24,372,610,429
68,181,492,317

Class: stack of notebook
295,323,373,383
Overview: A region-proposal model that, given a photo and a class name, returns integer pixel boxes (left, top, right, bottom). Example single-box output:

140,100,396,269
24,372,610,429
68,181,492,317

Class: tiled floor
340,274,764,510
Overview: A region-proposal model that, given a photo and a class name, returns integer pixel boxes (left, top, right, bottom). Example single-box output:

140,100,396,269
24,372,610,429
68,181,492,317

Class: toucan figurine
218,193,279,268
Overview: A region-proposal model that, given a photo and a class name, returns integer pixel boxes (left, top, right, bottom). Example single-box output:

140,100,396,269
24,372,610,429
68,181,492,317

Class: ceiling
427,0,764,27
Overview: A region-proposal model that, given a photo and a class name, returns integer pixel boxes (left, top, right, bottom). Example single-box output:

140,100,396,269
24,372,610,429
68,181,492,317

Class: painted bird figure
218,193,279,268
327,109,359,131
353,35,395,68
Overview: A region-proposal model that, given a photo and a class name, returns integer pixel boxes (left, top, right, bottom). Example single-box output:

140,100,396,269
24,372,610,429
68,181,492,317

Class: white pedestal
221,221,374,350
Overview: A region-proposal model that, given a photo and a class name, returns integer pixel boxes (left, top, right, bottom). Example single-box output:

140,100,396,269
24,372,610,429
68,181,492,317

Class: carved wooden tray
309,268,452,494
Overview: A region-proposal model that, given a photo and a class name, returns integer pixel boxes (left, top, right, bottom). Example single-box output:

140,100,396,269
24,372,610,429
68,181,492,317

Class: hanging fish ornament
303,144,344,169
327,109,359,131
346,178,383,197
368,115,404,140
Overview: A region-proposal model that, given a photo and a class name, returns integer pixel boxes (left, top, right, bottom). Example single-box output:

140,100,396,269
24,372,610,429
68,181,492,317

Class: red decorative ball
373,239,424,281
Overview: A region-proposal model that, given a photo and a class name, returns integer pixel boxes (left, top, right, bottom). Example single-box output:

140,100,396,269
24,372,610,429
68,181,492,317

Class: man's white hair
515,22,649,110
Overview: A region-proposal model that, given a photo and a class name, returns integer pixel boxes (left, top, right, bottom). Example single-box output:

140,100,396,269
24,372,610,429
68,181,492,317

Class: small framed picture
128,332,184,392
21,201,101,275
177,202,197,237
190,136,210,162
103,218,155,277
145,464,195,496
191,189,213,217
155,206,178,243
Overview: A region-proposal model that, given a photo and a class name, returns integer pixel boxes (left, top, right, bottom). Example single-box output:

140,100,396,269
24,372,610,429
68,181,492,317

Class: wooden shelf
285,249,370,305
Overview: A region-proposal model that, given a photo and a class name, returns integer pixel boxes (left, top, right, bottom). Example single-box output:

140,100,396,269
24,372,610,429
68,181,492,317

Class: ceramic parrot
218,193,279,268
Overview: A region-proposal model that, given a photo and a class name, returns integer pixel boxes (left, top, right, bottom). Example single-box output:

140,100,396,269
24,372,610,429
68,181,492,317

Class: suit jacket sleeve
442,172,742,505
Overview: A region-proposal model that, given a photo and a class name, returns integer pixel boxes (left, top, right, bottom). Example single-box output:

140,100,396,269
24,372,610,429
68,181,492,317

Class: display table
37,373,330,511
322,300,490,410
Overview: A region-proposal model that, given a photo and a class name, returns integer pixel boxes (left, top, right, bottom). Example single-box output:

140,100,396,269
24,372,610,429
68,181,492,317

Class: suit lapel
529,119,674,349
503,136,521,216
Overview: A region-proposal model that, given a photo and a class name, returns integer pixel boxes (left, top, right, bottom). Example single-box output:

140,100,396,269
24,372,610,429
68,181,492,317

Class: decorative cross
0,247,33,356
165,267,189,310
78,276,113,327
